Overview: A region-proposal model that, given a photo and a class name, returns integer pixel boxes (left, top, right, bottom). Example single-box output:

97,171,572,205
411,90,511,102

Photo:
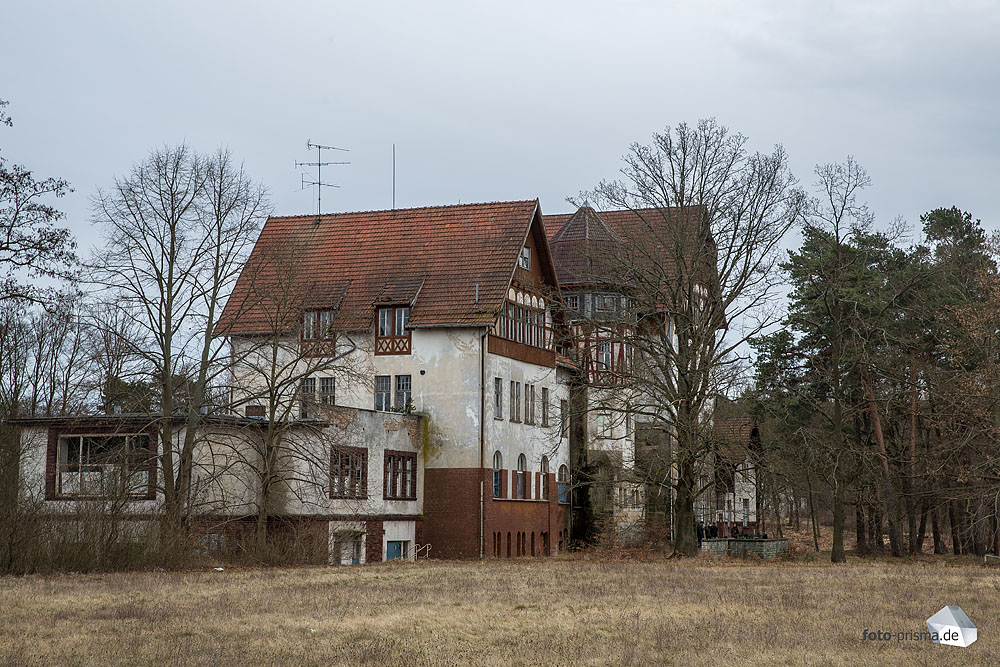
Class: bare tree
582,119,804,556
220,237,370,552
0,100,77,305
89,145,269,537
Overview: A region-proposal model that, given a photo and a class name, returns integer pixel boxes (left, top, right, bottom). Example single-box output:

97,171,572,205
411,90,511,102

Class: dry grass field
1,553,998,666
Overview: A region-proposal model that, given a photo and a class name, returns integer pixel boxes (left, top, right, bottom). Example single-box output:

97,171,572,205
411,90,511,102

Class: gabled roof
219,200,545,335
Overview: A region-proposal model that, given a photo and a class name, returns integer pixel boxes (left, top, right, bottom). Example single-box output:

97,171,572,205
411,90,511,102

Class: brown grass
1,553,998,666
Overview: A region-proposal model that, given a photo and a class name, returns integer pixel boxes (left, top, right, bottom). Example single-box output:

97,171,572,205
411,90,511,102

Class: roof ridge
269,199,538,221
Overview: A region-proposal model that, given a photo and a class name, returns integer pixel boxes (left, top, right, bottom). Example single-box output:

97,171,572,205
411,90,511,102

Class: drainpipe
479,328,487,561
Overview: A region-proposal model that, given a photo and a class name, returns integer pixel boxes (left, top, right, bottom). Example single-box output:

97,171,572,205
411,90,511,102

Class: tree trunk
949,500,962,554
861,365,904,556
906,356,919,554
855,501,868,556
672,460,698,556
916,499,928,554
931,503,947,554
807,474,819,551
831,482,846,563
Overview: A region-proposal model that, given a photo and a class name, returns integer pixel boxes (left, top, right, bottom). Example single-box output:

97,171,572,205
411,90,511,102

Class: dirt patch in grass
1,555,997,665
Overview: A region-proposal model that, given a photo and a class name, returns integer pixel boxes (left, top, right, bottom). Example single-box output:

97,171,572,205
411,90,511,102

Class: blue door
386,540,407,561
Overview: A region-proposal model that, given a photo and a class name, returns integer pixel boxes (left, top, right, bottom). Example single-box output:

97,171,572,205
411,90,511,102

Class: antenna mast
295,140,349,216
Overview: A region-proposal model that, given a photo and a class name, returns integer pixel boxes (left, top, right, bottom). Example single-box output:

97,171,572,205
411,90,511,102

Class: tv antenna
295,140,349,216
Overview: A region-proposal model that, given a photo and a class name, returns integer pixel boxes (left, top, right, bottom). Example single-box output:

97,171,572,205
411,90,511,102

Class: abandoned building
12,199,756,562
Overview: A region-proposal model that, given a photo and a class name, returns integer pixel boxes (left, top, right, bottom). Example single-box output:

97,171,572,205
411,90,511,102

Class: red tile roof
544,206,710,287
219,200,542,335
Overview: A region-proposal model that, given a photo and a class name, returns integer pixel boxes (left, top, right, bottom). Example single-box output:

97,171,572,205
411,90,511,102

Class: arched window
516,454,527,499
540,455,550,499
492,451,503,498
558,464,569,503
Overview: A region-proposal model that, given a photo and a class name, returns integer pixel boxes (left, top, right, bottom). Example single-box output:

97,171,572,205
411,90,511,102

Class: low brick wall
701,538,788,560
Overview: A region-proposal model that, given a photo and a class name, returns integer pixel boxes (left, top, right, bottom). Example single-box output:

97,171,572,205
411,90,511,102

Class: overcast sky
3,1,998,256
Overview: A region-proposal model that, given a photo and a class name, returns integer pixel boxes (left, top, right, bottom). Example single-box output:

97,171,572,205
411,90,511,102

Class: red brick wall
365,520,384,563
424,467,568,560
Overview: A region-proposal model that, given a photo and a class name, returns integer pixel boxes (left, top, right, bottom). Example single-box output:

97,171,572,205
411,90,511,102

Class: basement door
386,540,409,561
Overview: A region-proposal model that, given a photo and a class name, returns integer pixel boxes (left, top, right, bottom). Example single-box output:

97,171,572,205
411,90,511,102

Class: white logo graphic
926,606,977,647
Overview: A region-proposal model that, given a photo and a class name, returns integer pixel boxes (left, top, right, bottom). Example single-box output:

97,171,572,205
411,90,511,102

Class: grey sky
3,1,998,255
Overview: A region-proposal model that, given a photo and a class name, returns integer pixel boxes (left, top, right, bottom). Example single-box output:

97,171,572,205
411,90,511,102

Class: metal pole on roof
392,143,396,210
296,141,349,216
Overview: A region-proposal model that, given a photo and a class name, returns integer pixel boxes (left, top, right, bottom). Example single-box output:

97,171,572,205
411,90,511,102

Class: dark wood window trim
375,305,412,355
383,450,418,500
45,424,158,501
330,446,368,499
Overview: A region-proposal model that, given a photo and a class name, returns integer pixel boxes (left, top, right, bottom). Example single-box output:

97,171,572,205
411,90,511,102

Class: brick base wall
423,468,568,560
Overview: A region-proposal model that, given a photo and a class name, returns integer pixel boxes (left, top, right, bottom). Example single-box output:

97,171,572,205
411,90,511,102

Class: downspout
479,328,487,561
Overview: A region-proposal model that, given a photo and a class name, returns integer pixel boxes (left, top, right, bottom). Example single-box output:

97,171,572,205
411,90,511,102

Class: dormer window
303,310,336,340
375,306,412,355
519,246,531,270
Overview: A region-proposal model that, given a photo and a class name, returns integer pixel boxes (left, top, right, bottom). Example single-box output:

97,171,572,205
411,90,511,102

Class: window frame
51,430,156,500
374,375,392,411
375,305,412,355
540,388,549,426
320,376,336,405
383,450,418,500
494,377,503,419
300,377,317,418
518,246,531,270
394,374,412,412
493,451,503,498
330,446,368,499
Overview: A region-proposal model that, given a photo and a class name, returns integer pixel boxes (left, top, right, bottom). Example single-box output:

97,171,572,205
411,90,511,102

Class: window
378,308,392,337
384,450,417,500
595,294,616,311
597,411,613,438
519,246,530,270
319,310,336,338
320,377,335,405
558,465,569,503
494,378,503,419
55,433,153,498
330,447,367,499
300,377,316,418
375,306,412,355
597,341,612,370
525,384,535,424
375,375,391,411
564,294,579,310
516,453,527,499
493,451,503,498
303,311,319,339
395,375,412,411
560,399,569,438
541,388,549,426
510,381,521,422
540,456,550,500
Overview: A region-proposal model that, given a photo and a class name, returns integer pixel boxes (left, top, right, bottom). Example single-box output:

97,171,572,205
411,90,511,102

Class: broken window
394,375,411,411
56,433,153,498
384,450,417,500
331,447,368,499
557,465,569,503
